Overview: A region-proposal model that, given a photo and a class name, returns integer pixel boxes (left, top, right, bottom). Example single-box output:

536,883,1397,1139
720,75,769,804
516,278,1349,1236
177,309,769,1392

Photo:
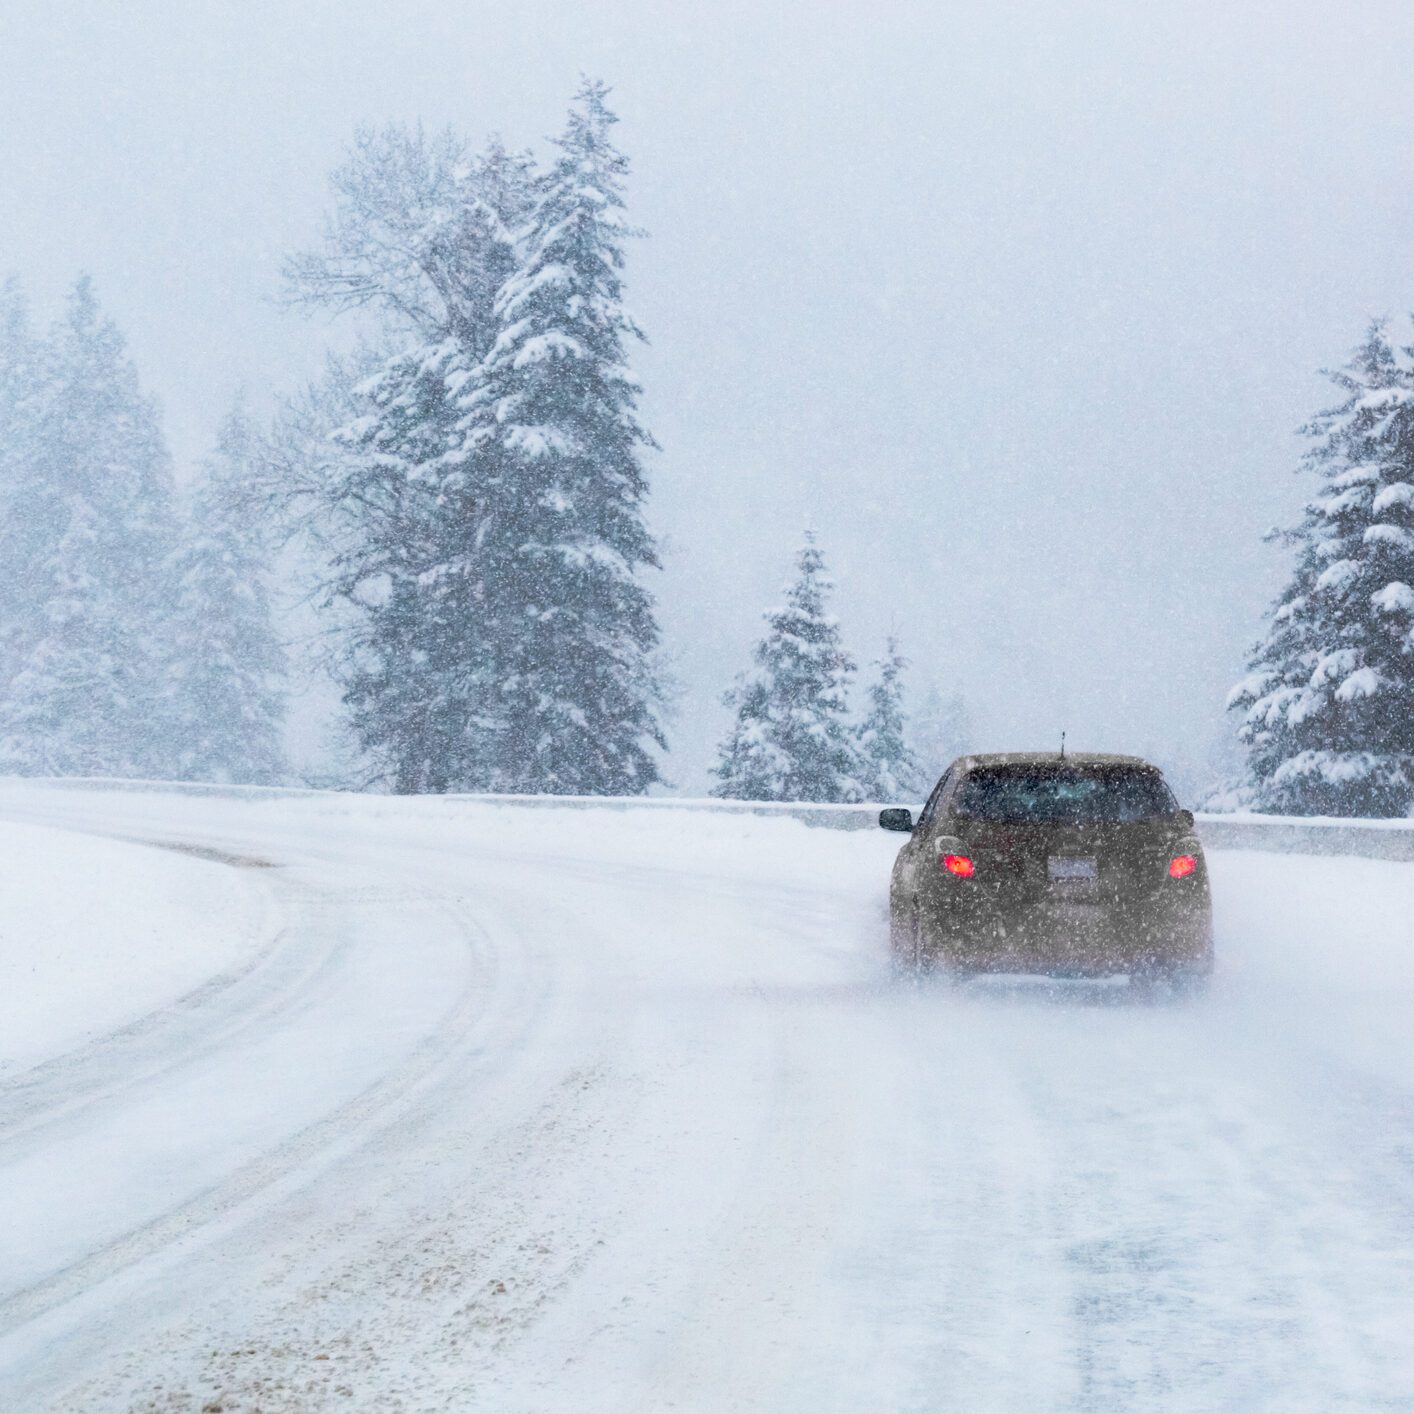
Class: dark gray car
881,752,1213,990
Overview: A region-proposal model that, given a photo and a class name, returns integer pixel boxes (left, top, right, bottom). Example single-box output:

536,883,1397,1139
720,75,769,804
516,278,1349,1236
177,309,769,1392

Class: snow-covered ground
0,820,278,1071
0,785,1412,1411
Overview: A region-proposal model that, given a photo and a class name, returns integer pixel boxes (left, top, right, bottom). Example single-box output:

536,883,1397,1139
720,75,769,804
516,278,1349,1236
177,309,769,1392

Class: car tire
916,911,972,987
910,907,931,974
892,905,966,987
889,897,915,975
1167,965,1211,1000
888,903,931,982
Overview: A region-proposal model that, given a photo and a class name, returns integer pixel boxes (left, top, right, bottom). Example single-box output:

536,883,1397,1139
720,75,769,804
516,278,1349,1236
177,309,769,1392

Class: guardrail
1190,813,1414,862
2,777,1412,861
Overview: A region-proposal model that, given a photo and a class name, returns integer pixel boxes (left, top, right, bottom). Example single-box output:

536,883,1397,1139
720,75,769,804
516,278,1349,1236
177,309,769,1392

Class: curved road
1,786,1412,1411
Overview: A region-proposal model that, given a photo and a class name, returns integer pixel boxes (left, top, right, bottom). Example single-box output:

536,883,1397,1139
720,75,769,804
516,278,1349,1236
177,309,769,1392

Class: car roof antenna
1060,731,1066,760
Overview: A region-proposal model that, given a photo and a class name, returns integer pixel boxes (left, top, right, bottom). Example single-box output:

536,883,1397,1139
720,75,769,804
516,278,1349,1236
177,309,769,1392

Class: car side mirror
1175,808,1194,827
879,808,914,833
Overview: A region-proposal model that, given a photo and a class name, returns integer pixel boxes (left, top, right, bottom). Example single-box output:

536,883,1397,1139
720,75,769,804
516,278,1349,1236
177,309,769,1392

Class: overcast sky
4,0,1413,796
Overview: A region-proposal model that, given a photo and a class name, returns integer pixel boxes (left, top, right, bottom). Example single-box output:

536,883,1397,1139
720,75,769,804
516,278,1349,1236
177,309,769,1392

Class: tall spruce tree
1227,319,1414,815
278,89,664,795
711,534,863,802
456,77,665,794
855,635,920,800
0,279,182,778
164,408,288,784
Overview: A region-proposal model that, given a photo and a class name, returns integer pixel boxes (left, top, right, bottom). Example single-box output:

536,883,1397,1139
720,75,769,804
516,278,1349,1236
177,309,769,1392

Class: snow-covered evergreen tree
711,534,863,802
164,407,288,784
1227,319,1414,816
278,88,664,795
326,338,485,793
712,676,785,801
855,635,920,800
455,77,665,794
0,278,182,778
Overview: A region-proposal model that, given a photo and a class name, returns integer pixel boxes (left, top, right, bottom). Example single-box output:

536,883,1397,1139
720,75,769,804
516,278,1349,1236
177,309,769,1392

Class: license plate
1048,856,1097,882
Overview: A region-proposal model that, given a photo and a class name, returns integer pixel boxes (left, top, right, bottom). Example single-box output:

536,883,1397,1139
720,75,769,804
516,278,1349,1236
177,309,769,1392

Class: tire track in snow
47,876,645,1413
0,882,507,1359
0,821,290,1142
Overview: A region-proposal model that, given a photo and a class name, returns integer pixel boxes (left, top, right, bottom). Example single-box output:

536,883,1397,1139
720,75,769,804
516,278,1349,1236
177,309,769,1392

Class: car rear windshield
954,766,1177,824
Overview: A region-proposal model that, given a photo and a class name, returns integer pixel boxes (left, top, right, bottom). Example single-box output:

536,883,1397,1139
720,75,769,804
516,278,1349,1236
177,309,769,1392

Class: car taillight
942,854,975,878
1168,854,1197,879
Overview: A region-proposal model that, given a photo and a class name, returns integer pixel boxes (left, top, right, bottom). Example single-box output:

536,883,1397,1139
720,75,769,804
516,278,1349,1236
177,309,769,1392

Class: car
880,751,1213,992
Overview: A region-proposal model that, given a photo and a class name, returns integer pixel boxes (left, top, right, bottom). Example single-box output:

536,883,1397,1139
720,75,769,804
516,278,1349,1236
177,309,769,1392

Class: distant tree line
0,74,975,807
6,76,1409,816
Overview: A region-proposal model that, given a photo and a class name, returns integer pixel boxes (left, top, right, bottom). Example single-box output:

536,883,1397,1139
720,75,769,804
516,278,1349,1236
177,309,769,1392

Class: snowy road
1,787,1413,1411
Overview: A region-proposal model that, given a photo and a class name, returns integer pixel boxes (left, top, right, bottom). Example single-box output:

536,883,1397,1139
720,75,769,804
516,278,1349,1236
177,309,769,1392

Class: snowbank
0,821,278,1070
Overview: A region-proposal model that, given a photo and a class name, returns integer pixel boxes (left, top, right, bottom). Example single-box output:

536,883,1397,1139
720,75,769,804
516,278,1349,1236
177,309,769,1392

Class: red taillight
1168,854,1197,879
942,854,976,878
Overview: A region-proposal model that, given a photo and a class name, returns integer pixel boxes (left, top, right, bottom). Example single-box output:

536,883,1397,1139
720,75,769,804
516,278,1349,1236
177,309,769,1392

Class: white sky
4,0,1413,796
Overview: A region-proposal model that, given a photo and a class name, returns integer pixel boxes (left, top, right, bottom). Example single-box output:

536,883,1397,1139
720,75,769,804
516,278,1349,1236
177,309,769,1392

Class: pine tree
711,534,863,802
0,279,182,778
164,408,288,784
1227,319,1414,816
274,89,665,794
458,77,665,794
712,677,786,801
327,338,482,793
855,635,920,800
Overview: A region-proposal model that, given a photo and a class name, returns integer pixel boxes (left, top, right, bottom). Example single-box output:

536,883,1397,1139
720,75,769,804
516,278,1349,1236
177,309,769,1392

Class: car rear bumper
922,894,1212,977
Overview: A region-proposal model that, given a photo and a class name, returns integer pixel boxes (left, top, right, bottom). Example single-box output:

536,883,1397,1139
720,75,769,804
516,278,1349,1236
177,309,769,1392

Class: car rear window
954,766,1177,824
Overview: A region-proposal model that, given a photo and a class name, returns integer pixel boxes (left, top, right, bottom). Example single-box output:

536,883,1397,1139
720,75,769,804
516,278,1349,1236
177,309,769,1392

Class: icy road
1,787,1413,1411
